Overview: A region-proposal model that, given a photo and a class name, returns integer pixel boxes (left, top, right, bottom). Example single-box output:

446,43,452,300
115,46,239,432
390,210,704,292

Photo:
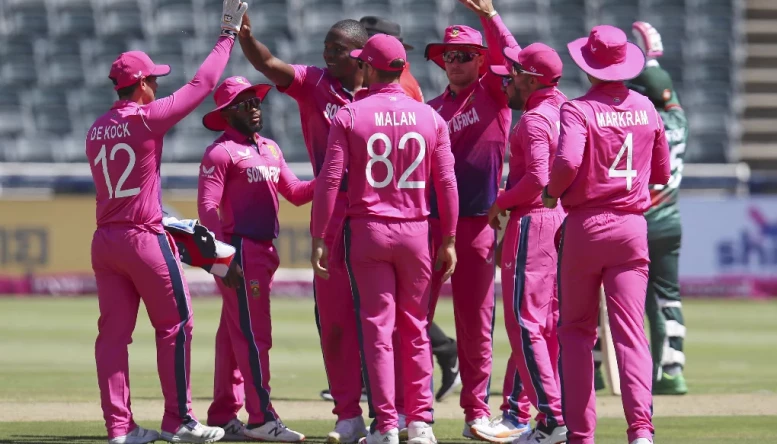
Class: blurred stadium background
1,0,776,298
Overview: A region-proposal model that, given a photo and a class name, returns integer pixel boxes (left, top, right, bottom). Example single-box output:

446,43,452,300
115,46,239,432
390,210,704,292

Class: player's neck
448,79,476,97
340,74,363,93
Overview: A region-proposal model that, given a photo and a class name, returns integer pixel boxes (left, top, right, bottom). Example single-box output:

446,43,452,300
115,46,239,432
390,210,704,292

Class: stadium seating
0,0,742,164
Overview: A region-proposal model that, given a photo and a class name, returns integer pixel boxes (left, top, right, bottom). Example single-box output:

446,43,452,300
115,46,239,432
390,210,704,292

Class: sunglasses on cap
512,62,544,78
443,51,479,64
228,97,262,112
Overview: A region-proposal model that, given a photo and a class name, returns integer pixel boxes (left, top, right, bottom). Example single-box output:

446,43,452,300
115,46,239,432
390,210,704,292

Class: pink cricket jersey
197,128,314,242
276,65,355,178
497,88,567,213
547,82,671,212
86,36,234,232
426,15,516,218
311,83,459,237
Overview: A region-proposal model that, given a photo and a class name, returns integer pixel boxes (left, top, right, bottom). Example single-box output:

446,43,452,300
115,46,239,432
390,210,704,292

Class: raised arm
144,1,247,134
460,0,520,103
547,102,587,198
278,154,316,206
649,109,671,185
497,115,552,209
311,110,350,239
197,145,231,242
237,11,296,89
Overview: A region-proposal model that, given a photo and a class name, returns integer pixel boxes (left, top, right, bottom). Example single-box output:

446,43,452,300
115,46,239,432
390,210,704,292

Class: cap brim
489,65,510,76
150,64,171,77
349,49,363,60
502,46,520,64
424,43,489,74
567,38,646,82
202,84,273,132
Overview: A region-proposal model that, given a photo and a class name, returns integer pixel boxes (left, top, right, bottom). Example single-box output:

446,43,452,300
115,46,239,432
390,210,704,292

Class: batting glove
221,0,248,36
632,21,664,59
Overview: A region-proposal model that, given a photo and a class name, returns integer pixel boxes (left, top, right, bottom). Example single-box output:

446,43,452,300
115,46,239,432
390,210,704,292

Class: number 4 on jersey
608,132,637,190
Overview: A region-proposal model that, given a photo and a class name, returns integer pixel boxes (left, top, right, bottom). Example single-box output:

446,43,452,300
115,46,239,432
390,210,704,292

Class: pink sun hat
109,51,171,91
202,76,272,132
424,25,489,75
567,25,646,82
350,33,407,71
490,43,563,86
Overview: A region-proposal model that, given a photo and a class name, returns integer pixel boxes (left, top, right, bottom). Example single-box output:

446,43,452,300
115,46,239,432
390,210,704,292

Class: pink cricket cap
567,25,646,82
424,25,489,74
109,51,171,91
490,43,563,86
202,76,272,132
349,34,407,71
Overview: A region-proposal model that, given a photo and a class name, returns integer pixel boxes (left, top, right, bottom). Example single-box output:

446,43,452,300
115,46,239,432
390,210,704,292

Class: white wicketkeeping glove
221,0,248,36
632,21,664,60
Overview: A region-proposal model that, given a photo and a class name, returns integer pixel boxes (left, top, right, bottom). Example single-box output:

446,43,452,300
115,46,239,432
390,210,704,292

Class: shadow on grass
0,436,106,443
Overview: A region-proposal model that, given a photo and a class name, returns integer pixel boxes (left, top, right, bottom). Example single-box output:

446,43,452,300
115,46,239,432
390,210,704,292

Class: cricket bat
599,286,621,396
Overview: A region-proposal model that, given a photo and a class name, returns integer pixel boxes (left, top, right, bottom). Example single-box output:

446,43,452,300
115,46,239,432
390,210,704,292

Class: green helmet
626,65,680,109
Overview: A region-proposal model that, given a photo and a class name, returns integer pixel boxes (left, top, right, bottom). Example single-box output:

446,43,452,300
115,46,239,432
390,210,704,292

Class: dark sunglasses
443,51,479,64
501,76,514,87
228,97,261,112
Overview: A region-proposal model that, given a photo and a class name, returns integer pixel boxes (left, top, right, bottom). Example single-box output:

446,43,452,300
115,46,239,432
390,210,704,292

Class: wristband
221,29,237,38
487,10,498,18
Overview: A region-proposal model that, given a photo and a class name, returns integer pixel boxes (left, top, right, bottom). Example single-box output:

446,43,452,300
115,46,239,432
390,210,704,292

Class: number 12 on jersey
93,143,140,199
608,132,637,190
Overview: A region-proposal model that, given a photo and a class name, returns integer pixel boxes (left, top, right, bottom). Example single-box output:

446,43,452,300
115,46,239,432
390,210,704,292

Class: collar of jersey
588,81,629,97
443,78,479,101
524,86,564,112
223,126,263,146
367,83,405,95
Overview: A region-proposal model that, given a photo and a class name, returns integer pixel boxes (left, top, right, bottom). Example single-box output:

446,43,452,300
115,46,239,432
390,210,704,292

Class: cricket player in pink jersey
238,14,371,441
543,25,671,444
86,1,247,443
424,0,516,434
310,34,459,444
472,40,569,444
197,76,314,442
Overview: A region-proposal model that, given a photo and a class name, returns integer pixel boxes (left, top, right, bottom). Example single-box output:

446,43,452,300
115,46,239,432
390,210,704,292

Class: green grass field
0,297,775,443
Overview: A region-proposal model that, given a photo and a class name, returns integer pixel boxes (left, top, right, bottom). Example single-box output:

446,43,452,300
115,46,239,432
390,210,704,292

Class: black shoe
435,356,461,402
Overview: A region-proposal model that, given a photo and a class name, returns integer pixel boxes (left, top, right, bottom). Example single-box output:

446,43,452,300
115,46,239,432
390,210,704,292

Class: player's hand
311,238,330,280
221,0,248,35
434,237,457,283
458,0,496,18
542,186,558,209
221,262,244,289
487,202,506,230
238,9,252,39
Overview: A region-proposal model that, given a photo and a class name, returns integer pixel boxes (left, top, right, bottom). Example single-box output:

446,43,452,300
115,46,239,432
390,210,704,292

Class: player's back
86,101,165,231
342,85,444,220
562,85,665,213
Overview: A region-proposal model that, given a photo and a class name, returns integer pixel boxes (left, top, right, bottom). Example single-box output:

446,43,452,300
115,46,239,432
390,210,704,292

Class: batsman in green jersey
595,21,689,395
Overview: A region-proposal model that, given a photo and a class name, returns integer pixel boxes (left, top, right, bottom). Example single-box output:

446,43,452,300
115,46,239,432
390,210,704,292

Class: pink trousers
207,237,280,426
344,217,434,433
314,194,363,421
557,210,654,444
430,216,496,422
501,209,565,428
92,227,195,439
